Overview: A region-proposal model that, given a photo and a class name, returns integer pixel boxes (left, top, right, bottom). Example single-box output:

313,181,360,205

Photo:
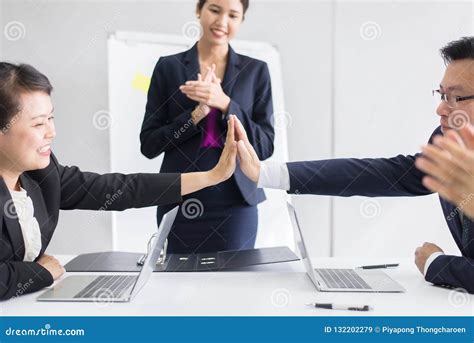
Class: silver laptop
37,206,179,302
287,202,405,293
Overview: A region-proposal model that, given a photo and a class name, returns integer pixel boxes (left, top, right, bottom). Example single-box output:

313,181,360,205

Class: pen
357,263,399,269
306,303,372,311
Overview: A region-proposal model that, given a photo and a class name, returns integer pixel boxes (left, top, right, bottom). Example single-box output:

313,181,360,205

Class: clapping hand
415,125,474,219
180,64,231,113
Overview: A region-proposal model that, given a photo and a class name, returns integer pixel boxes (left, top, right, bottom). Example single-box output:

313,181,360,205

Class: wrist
254,162,261,183
205,170,221,187
219,95,231,113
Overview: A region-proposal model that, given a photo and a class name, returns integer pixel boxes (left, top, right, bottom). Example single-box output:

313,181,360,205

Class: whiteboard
107,31,293,252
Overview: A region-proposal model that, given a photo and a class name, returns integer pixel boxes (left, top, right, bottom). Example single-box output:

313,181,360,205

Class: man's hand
415,126,474,219
37,254,65,280
232,115,261,183
414,242,444,274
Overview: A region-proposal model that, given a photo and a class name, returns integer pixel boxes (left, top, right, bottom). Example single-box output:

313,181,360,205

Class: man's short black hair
440,37,474,64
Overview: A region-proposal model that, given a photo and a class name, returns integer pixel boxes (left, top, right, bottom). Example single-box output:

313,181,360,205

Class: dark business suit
140,43,274,253
0,153,181,300
286,127,474,293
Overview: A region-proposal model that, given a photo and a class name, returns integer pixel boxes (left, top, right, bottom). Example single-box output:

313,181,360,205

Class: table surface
1,256,473,316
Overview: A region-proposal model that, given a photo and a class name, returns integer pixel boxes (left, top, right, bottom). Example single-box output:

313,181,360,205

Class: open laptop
287,202,405,293
37,206,179,302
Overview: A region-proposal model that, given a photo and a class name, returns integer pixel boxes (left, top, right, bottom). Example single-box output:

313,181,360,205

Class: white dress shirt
9,187,42,262
257,160,441,276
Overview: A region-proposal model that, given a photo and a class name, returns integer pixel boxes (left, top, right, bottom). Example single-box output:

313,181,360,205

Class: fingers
432,136,474,174
416,153,461,187
226,115,235,145
458,125,474,149
203,64,215,83
232,114,248,141
237,140,252,164
445,129,465,147
422,175,463,205
181,81,210,88
416,143,469,184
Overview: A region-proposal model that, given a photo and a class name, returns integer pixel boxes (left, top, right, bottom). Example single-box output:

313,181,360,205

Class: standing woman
140,0,274,253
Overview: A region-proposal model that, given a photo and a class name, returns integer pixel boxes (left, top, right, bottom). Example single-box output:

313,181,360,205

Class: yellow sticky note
132,73,151,93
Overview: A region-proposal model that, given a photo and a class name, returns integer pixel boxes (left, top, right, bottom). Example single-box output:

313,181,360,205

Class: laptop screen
130,206,179,298
286,202,319,288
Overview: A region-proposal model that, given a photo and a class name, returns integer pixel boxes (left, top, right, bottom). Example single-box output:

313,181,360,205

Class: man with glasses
232,36,474,293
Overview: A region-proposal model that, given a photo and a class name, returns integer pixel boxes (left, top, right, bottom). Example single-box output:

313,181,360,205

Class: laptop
37,206,179,302
287,202,405,293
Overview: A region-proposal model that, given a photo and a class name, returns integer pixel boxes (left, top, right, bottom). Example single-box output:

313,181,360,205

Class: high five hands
208,115,261,185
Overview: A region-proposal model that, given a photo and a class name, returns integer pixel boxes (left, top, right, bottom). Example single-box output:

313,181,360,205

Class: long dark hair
0,63,53,131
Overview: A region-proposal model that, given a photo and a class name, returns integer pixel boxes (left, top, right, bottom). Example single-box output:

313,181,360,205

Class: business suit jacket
286,127,474,293
0,153,181,300
140,43,274,206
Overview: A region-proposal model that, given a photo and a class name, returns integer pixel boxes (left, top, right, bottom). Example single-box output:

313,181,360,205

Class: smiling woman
0,62,238,300
140,0,275,254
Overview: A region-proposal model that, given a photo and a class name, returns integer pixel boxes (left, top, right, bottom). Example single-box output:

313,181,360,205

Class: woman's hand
180,66,231,113
415,125,474,219
37,254,65,280
208,115,238,183
233,115,261,183
180,117,237,196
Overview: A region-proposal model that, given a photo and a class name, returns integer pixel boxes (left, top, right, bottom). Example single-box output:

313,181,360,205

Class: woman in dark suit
0,62,238,300
140,0,274,253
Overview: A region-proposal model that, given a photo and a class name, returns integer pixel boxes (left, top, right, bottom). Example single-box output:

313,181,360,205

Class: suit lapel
221,45,241,97
0,178,25,260
183,43,201,83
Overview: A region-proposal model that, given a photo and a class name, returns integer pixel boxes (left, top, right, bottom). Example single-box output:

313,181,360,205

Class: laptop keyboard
74,275,136,299
316,269,371,289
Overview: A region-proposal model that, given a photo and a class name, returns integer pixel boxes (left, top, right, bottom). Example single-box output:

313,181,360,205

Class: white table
1,256,472,316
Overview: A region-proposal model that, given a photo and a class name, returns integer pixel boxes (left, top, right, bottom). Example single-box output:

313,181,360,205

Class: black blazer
0,153,181,300
140,43,274,206
286,127,474,293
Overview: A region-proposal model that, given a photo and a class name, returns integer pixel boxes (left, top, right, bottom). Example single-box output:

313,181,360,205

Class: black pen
357,263,399,269
306,303,372,311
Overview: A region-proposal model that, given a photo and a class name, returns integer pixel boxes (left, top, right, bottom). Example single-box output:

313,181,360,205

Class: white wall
1,0,472,259
332,1,472,258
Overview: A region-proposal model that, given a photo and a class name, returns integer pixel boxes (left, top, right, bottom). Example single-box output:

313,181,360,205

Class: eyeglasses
432,89,474,108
